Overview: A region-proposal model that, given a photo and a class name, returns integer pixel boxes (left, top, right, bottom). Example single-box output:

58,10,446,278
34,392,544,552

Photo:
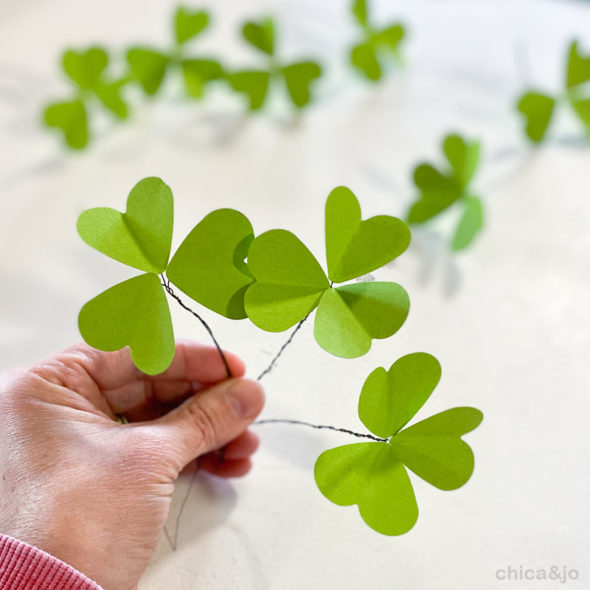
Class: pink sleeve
0,535,103,590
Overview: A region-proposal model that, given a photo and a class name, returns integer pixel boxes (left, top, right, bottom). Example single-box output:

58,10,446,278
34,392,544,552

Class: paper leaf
167,209,254,319
350,42,382,81
358,353,442,438
77,177,173,274
314,442,419,536
126,48,171,95
79,273,174,375
94,80,129,119
62,47,108,89
391,407,483,490
174,7,210,45
325,186,410,283
452,195,484,251
242,18,275,56
314,282,409,358
43,100,88,149
517,91,556,143
407,164,461,223
352,0,369,27
281,61,322,109
181,59,223,98
227,70,271,111
443,134,480,188
377,24,406,54
244,230,329,332
566,40,590,90
571,97,590,130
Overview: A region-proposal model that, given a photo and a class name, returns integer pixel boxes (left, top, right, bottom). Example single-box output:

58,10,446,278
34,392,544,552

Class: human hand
0,341,265,590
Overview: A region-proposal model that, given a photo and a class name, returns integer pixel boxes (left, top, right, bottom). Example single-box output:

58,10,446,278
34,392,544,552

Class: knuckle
185,401,221,451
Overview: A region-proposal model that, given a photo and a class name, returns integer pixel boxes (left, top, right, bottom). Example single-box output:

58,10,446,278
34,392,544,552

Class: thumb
144,378,265,472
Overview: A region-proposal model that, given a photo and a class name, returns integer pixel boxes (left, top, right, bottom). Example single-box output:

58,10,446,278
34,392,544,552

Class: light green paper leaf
326,186,410,283
94,80,129,119
242,18,275,56
181,59,223,98
358,353,442,438
391,407,483,490
174,7,210,45
314,282,409,358
167,209,254,319
43,100,88,150
517,91,555,143
77,177,173,274
281,61,322,109
376,23,405,54
244,229,329,332
314,442,419,536
452,195,484,251
571,97,590,130
62,47,108,89
566,40,590,90
352,0,369,27
227,70,271,111
126,48,171,95
443,134,480,188
350,42,382,81
79,273,174,375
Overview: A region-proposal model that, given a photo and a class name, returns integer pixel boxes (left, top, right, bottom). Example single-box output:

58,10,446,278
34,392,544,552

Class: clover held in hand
314,352,483,535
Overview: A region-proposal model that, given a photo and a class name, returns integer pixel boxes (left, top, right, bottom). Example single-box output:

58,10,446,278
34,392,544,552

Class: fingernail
227,379,264,419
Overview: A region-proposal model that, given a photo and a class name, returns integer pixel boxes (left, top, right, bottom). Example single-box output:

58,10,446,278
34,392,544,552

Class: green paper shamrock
349,0,406,82
517,39,590,143
244,186,411,358
314,353,483,535
77,177,176,375
227,17,322,111
42,46,128,149
407,133,484,251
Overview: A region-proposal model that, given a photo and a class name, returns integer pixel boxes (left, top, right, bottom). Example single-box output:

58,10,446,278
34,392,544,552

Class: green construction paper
43,100,88,149
244,229,329,331
227,70,271,111
167,209,254,319
126,48,171,95
352,0,369,27
174,7,209,45
181,59,223,98
571,97,590,130
358,353,441,438
62,47,108,89
325,186,410,283
452,195,484,251
566,40,590,90
77,177,173,274
78,273,174,376
314,442,419,536
391,407,483,490
351,42,382,81
407,165,461,223
242,18,275,56
313,282,409,358
376,24,405,55
94,80,129,119
517,91,555,143
443,134,480,188
281,61,322,108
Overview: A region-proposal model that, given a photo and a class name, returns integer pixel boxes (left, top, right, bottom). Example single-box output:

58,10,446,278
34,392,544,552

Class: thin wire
254,419,388,442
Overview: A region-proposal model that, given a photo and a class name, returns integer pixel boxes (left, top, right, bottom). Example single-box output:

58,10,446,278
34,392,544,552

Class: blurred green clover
227,17,323,111
407,133,484,252
349,0,406,81
517,39,590,143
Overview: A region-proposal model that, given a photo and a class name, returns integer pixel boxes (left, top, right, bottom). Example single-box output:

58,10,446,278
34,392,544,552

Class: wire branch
254,419,388,442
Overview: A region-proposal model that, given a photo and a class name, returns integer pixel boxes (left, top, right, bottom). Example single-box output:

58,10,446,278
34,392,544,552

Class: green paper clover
349,0,406,82
42,46,128,149
244,186,411,358
227,17,322,111
77,177,176,375
517,39,590,143
314,353,483,535
407,133,484,252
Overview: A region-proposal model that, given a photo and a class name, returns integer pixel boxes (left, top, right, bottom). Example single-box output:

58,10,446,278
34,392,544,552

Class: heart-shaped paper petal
181,59,223,98
242,19,275,56
43,100,88,149
167,209,254,319
376,24,405,55
314,442,419,536
452,195,484,251
78,273,175,375
391,407,483,490
281,61,322,108
227,70,271,111
326,186,410,283
352,0,369,27
571,96,590,131
358,353,441,438
517,91,556,143
566,40,590,90
313,282,409,358
350,42,382,81
126,48,171,95
174,7,210,45
62,47,108,89
245,229,329,332
443,134,480,188
94,80,129,119
77,177,173,274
